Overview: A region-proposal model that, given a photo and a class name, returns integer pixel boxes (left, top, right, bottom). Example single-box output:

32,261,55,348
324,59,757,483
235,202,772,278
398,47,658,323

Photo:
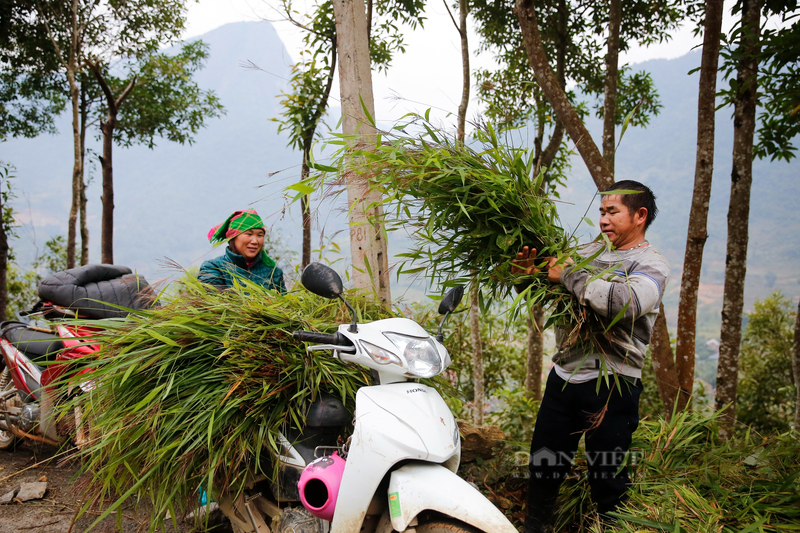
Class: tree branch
516,0,613,192
602,0,621,172
115,76,137,109
537,0,567,175
86,60,115,111
35,0,68,70
442,0,462,36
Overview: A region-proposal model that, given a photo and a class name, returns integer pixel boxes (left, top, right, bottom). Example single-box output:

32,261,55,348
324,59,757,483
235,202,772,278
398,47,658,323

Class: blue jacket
199,247,286,293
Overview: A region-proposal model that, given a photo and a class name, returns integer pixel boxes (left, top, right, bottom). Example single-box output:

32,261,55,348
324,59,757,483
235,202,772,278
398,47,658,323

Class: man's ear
636,207,648,227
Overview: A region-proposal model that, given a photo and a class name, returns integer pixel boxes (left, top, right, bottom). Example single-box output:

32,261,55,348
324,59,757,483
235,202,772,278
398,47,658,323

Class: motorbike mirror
301,263,344,300
436,285,465,342
438,286,465,315
301,262,358,333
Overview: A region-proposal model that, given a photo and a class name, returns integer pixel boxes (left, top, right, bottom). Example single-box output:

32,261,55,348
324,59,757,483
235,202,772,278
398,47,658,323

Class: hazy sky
183,0,727,129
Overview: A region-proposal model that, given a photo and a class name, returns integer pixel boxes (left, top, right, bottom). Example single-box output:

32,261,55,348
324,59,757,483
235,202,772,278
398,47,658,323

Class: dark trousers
524,369,643,532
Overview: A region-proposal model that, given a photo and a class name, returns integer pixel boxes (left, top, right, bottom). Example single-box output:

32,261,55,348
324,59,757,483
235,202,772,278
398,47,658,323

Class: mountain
3,21,799,341
4,21,306,280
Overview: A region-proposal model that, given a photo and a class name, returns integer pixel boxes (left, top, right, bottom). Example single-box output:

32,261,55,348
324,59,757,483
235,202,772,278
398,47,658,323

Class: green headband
208,209,265,244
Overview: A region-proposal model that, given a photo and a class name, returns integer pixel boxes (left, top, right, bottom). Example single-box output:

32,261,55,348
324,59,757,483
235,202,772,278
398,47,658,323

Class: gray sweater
554,241,671,379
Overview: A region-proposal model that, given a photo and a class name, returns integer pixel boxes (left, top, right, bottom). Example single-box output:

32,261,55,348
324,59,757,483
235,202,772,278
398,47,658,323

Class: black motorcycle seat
1,322,64,362
282,394,350,465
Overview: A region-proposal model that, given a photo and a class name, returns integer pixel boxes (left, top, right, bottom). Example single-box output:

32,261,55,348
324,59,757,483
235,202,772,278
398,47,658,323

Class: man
513,180,670,532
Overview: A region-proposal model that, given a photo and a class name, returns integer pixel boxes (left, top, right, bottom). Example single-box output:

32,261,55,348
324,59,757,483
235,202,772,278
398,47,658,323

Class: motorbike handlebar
293,330,352,346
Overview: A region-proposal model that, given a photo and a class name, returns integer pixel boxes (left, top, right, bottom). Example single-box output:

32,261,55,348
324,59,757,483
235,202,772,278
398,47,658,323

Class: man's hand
544,256,571,284
512,246,571,284
511,246,539,275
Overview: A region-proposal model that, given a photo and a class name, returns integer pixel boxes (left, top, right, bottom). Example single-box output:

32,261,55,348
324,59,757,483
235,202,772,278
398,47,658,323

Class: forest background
4,3,798,370
2,0,800,529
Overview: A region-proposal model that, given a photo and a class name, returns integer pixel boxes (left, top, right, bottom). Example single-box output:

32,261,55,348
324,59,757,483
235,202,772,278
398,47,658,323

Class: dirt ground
0,441,229,533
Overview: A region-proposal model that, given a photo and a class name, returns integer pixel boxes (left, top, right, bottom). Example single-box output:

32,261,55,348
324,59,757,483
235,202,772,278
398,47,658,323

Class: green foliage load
737,292,797,434
340,120,542,280
325,115,605,334
359,119,574,292
74,276,392,529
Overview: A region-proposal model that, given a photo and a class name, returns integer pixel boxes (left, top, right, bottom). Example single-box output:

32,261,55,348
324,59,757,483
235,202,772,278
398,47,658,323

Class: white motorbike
218,262,517,533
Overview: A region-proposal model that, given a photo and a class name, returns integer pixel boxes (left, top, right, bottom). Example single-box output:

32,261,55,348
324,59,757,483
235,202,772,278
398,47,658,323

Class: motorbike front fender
387,463,517,533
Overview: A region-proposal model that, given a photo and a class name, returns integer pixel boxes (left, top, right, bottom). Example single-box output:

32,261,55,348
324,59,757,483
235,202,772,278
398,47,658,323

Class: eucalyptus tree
276,0,424,288
674,0,725,413
9,0,86,268
485,0,677,186
715,0,799,438
442,0,487,423
87,41,223,264
31,0,210,266
276,0,337,269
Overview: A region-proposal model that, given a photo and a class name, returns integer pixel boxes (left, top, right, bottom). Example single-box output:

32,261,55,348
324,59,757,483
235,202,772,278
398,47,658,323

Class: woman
198,209,286,293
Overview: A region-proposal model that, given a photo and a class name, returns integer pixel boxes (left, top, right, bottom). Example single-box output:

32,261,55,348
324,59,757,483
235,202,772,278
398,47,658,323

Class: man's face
599,195,646,249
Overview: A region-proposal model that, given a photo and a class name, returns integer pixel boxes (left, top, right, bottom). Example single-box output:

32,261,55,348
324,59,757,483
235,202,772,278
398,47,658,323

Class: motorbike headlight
384,333,442,378
360,340,401,366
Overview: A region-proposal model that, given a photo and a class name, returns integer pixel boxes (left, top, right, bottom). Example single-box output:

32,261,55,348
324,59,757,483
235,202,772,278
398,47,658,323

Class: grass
467,409,800,533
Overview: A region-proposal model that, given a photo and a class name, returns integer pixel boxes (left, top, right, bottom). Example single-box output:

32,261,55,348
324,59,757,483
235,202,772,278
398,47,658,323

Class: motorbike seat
283,393,350,465
1,322,64,362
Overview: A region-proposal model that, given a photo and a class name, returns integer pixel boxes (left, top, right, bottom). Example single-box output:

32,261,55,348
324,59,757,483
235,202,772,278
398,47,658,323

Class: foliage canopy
737,292,797,434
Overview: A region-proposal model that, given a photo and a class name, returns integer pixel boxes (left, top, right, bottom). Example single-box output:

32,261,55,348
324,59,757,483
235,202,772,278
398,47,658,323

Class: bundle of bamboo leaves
320,115,602,332
69,275,393,529
351,119,573,287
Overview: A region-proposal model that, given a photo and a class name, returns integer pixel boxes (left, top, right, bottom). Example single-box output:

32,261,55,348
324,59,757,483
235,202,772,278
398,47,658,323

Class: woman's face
232,229,265,261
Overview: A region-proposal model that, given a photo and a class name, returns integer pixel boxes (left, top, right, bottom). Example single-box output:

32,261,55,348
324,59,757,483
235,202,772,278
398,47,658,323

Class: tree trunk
715,0,762,439
469,282,484,425
301,146,312,269
674,0,725,412
525,0,565,396
331,0,390,307
66,0,81,269
456,0,469,144
89,64,136,266
455,0,484,419
515,0,613,192
792,298,800,433
79,79,89,266
525,305,545,401
0,189,8,322
532,0,566,178
602,0,621,169
99,116,115,265
650,306,680,418
299,40,336,270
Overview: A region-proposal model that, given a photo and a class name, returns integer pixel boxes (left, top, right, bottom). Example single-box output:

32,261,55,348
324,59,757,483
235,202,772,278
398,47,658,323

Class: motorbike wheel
415,518,482,533
0,368,19,450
